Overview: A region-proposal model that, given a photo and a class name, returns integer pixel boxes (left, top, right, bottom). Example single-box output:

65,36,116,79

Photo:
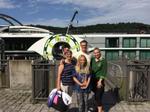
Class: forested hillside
31,22,150,34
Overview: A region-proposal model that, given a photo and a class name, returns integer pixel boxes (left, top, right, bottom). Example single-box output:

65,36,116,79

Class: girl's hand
80,83,86,87
80,80,87,89
81,85,87,89
80,80,86,86
97,80,103,88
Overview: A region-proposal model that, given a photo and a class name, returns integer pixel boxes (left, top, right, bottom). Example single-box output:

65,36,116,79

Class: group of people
56,40,107,112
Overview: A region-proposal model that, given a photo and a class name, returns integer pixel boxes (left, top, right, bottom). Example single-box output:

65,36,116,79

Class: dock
1,87,150,112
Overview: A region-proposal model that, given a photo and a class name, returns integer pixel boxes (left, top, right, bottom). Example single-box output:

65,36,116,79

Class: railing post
31,59,56,103
126,63,150,101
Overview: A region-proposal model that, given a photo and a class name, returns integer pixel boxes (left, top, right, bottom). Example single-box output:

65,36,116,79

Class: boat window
106,38,119,47
123,51,136,60
4,38,39,50
105,51,119,60
123,37,136,48
140,51,150,60
140,38,150,48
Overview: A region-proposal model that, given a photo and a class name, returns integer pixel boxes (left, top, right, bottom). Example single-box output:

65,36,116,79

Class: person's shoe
88,107,94,112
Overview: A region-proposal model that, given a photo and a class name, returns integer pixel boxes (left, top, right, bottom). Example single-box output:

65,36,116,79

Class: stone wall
9,60,32,89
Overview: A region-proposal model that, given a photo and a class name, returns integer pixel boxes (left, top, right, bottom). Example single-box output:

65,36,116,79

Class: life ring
43,34,80,60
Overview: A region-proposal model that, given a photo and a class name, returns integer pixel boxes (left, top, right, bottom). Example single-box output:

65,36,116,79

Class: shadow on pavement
103,87,120,112
87,87,120,112
67,107,78,112
52,88,120,112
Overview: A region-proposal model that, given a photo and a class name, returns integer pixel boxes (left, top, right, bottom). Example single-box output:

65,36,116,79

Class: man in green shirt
91,47,107,112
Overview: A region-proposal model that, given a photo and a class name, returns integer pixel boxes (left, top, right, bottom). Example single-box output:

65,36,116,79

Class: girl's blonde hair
75,55,90,74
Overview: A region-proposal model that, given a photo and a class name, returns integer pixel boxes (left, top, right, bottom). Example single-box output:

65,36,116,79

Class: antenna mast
66,11,78,34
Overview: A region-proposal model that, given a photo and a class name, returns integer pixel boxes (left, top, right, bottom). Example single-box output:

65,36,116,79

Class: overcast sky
0,0,150,27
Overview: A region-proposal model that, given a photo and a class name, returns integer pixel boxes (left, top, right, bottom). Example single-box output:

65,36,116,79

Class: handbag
48,88,72,112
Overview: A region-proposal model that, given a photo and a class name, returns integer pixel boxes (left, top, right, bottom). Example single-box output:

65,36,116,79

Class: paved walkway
0,88,150,112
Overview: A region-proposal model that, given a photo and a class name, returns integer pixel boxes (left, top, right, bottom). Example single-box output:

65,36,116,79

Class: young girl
73,55,91,112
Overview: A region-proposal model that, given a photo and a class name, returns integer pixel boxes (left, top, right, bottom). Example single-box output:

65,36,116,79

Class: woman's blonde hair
75,55,90,74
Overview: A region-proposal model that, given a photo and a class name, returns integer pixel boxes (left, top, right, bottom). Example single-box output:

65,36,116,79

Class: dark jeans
92,78,104,106
76,92,89,112
95,86,104,106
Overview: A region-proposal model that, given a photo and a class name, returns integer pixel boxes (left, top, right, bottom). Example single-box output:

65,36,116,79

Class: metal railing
106,60,150,102
105,62,124,102
31,58,150,103
0,59,9,88
107,62,123,89
127,62,150,101
32,60,56,103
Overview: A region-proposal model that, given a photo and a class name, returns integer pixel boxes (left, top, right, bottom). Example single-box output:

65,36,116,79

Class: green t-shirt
91,56,107,79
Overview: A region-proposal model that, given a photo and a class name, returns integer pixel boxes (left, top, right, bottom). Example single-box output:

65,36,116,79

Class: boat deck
1,88,150,112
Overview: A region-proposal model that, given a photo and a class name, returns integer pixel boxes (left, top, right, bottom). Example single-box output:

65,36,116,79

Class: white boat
0,13,52,38
75,33,150,60
0,13,52,59
0,13,150,60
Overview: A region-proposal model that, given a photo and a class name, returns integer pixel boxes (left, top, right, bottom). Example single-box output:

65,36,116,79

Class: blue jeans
76,92,89,112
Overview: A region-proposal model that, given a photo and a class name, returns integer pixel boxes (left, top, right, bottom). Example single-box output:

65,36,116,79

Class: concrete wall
9,60,32,89
0,72,2,87
0,61,9,88
0,71,9,88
